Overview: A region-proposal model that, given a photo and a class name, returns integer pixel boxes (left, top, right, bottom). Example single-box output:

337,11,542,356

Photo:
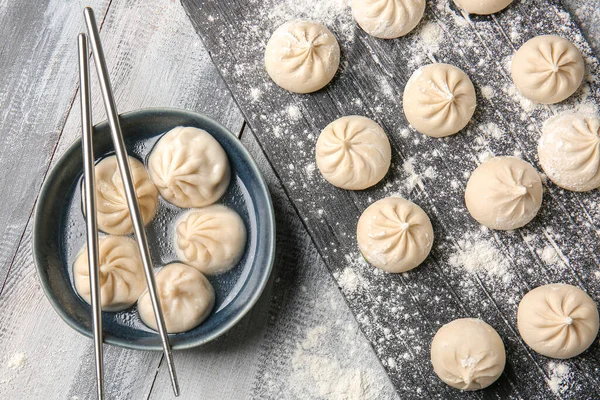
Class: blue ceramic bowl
33,108,275,350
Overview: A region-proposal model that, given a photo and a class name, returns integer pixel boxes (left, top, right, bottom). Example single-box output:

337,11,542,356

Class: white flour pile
547,362,572,395
448,234,512,283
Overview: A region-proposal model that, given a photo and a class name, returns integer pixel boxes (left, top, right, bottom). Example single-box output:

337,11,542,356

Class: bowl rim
32,107,276,351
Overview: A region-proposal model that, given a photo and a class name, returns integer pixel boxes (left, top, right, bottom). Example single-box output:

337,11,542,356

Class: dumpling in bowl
148,126,230,209
138,263,215,333
85,155,159,235
174,205,247,275
73,235,146,312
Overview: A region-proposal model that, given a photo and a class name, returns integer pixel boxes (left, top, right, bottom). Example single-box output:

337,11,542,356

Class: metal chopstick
82,7,180,397
78,32,105,400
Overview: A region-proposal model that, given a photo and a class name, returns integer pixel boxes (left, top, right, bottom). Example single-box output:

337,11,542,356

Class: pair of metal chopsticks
78,7,179,399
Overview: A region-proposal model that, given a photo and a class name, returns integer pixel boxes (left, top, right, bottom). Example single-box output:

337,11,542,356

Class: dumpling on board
264,19,340,94
148,126,230,209
538,111,600,192
85,155,158,235
73,236,146,312
356,196,434,273
511,35,584,104
352,0,425,39
403,63,476,137
315,116,391,190
174,205,247,275
138,263,215,333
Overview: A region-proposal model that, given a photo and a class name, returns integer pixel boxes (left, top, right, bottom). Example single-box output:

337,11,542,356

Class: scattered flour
480,122,503,139
477,150,495,163
538,245,560,265
249,87,262,102
448,235,512,283
337,267,361,293
419,22,442,54
287,105,302,121
547,362,572,396
7,353,27,370
480,85,496,100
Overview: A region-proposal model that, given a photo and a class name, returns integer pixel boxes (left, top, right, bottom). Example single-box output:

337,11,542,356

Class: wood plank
147,127,398,400
182,0,600,397
0,0,111,287
0,0,244,398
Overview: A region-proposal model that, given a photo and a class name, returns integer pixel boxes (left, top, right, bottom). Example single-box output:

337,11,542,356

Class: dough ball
265,19,340,93
352,0,425,39
465,156,543,230
431,318,506,390
138,263,215,333
316,116,391,190
511,35,584,104
538,111,600,192
357,197,433,273
175,205,247,275
403,63,476,137
453,0,513,15
518,283,599,359
148,126,230,209
73,236,146,312
87,155,158,235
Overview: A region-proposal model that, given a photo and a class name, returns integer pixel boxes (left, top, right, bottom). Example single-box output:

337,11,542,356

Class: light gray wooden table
0,1,597,399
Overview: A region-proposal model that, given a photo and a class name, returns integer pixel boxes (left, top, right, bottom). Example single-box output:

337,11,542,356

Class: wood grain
182,0,600,397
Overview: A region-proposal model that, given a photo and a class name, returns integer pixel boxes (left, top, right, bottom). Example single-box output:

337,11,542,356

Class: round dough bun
539,111,600,192
74,236,146,312
265,19,340,94
518,283,599,359
453,0,513,15
352,0,425,39
174,205,247,275
403,63,476,137
511,35,584,104
357,197,433,273
431,318,506,390
316,116,391,190
465,156,543,230
86,155,158,235
138,263,215,333
148,126,230,209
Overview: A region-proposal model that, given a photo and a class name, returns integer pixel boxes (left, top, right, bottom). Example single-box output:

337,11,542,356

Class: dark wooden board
182,0,600,397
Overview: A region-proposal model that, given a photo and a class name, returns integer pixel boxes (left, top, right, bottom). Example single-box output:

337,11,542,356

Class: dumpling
138,263,215,333
315,116,391,190
431,318,506,390
265,19,340,94
174,205,247,275
351,0,425,39
538,111,600,192
518,283,599,359
73,236,146,312
86,155,158,235
511,35,584,104
356,197,433,273
403,63,476,137
148,126,230,209
465,156,543,230
453,0,513,15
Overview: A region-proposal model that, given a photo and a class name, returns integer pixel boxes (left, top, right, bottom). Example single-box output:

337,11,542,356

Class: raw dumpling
453,0,513,15
538,111,600,191
315,116,391,190
138,263,215,333
518,283,599,359
403,63,476,137
86,155,159,235
511,35,584,104
356,197,433,273
148,126,230,209
431,318,506,390
265,19,340,94
465,156,543,230
73,236,146,312
352,0,425,39
174,205,247,275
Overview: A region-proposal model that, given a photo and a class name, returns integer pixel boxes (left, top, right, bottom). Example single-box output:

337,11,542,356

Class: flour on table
448,234,512,283
480,85,496,100
479,122,503,139
547,362,572,396
538,245,560,265
6,353,27,370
